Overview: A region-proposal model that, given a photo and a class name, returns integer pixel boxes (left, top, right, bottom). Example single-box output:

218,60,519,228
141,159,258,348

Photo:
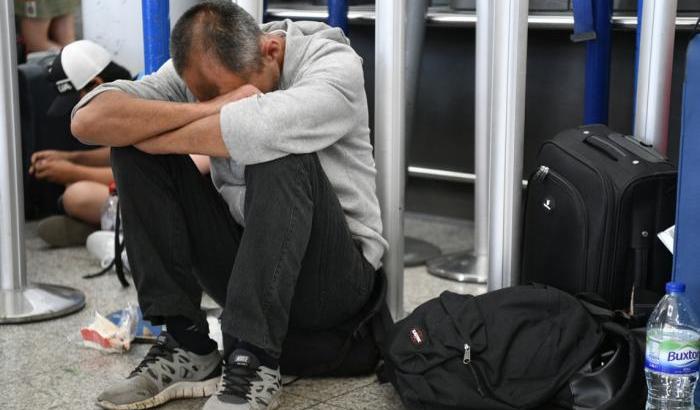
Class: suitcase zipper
463,343,485,397
534,165,549,182
529,165,590,286
547,140,616,298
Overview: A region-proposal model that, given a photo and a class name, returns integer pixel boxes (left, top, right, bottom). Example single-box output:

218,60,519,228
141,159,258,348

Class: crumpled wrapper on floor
79,304,138,353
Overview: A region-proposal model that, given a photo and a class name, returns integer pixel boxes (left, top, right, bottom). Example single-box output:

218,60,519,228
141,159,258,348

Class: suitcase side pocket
522,166,589,293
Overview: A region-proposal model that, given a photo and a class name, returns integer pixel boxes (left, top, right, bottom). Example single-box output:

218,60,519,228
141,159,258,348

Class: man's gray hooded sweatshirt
72,20,388,269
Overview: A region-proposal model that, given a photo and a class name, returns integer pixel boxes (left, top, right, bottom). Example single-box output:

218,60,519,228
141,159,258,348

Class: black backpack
383,284,645,410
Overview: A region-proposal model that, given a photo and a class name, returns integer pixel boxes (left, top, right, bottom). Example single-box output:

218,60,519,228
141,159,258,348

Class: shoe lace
220,360,259,399
129,342,176,377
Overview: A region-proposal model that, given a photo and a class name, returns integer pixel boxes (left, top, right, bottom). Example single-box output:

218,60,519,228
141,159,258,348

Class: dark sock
165,315,217,355
223,333,279,369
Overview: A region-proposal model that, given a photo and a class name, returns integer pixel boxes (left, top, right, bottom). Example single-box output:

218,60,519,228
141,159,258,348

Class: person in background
32,39,210,247
15,0,81,53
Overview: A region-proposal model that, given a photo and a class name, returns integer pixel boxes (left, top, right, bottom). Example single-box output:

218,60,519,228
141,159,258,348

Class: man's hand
30,159,79,185
204,84,261,112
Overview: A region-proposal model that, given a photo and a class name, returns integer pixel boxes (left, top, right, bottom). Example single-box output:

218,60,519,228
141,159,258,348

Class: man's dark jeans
111,147,376,357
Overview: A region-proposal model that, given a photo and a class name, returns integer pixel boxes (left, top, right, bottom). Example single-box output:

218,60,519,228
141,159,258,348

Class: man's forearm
71,91,215,147
135,114,230,157
72,147,111,167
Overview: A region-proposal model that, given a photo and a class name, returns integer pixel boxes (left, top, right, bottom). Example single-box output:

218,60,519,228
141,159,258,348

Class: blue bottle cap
666,281,686,294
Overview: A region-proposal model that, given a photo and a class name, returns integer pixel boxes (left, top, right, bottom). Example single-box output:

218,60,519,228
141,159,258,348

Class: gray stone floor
1,213,484,410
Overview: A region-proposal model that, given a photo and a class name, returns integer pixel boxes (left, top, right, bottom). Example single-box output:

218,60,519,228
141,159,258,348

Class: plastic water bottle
100,182,119,231
645,282,700,409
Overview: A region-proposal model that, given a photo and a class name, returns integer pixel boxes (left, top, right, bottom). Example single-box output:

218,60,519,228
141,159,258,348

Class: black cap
46,50,82,118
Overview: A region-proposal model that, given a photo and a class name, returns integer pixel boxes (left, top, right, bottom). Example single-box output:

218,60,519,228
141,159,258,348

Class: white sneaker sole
96,377,219,410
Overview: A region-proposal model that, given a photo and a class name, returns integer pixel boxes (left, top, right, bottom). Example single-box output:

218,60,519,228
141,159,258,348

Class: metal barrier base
404,236,442,267
0,283,86,324
426,250,488,283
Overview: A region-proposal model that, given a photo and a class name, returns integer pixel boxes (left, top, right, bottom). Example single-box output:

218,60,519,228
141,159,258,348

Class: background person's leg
19,17,59,53
222,154,376,358
62,180,108,225
111,146,242,335
48,13,76,46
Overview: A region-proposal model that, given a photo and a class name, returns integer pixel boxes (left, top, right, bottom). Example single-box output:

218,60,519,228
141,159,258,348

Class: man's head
47,40,132,117
171,1,285,101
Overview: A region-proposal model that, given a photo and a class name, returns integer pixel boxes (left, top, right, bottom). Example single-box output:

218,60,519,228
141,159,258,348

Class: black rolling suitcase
521,124,677,313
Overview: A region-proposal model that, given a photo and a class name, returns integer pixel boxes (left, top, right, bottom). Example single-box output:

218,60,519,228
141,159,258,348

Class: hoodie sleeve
219,41,365,165
71,60,190,118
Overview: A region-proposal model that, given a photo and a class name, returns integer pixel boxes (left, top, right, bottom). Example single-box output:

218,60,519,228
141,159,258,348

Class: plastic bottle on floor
645,281,700,410
100,182,118,231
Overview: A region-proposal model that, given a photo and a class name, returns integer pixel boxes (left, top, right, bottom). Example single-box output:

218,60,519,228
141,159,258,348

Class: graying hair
170,1,263,76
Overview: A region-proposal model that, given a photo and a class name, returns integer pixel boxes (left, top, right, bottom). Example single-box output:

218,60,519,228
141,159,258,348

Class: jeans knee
244,153,318,185
110,146,141,170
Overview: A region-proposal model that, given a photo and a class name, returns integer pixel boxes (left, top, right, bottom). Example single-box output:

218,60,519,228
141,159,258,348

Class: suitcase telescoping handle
583,135,627,161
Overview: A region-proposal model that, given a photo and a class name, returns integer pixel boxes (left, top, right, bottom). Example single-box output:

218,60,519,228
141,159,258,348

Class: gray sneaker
203,349,282,410
96,332,222,410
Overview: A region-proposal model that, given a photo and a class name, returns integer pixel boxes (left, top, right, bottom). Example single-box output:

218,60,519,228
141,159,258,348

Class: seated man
71,2,386,410
33,39,209,247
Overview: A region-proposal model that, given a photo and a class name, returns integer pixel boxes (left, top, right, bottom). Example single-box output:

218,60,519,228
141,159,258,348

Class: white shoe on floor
86,230,130,272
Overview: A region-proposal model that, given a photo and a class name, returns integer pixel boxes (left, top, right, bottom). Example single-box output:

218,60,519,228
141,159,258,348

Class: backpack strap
113,204,129,287
577,292,616,321
83,203,129,287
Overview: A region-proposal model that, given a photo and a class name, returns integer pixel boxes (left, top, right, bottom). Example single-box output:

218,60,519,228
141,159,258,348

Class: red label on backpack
409,327,426,347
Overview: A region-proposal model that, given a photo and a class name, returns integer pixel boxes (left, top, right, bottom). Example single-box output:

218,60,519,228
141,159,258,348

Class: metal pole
0,0,85,323
487,0,529,291
583,0,612,124
375,0,406,320
142,0,170,74
471,0,492,282
404,0,442,267
425,0,491,283
328,0,349,33
234,0,264,24
0,2,25,292
634,0,677,155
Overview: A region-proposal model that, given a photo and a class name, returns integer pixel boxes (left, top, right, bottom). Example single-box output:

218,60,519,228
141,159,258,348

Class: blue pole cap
666,281,686,294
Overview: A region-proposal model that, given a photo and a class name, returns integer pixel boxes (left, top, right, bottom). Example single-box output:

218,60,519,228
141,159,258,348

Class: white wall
81,0,202,76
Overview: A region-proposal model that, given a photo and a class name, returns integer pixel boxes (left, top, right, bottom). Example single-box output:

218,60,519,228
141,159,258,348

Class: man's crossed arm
71,84,260,157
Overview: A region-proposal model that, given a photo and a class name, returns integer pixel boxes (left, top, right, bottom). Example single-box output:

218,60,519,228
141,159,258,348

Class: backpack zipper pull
463,343,471,364
462,343,484,397
534,165,549,182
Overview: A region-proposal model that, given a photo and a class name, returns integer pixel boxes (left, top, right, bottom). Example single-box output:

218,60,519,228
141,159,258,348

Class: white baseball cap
47,40,111,116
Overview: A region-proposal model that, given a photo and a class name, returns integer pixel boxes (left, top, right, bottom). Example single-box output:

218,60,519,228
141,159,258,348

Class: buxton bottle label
645,337,700,375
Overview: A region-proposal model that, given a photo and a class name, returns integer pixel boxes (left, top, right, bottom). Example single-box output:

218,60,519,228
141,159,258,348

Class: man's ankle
223,333,279,369
165,315,217,355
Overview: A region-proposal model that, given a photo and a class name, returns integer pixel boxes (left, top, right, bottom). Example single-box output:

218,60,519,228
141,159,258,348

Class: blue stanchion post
675,33,700,406
328,0,349,33
142,0,170,75
572,0,613,125
633,0,643,117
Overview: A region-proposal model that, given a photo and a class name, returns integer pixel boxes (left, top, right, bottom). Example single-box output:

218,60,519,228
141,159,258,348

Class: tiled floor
1,213,485,410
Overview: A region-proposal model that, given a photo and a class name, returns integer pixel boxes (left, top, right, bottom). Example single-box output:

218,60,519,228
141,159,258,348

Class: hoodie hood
261,19,350,45
260,19,352,91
